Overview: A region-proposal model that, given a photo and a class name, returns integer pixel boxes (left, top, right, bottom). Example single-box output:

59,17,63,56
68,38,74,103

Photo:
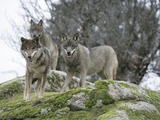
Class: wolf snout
28,56,32,61
33,35,36,38
67,52,71,56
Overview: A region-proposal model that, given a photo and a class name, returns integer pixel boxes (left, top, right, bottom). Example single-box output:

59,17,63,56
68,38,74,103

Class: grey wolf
30,19,58,70
20,36,51,101
60,33,118,92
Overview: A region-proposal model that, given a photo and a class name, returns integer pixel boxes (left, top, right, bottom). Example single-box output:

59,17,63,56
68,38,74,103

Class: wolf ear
30,19,35,25
21,37,26,44
73,33,79,41
61,33,67,42
38,19,43,26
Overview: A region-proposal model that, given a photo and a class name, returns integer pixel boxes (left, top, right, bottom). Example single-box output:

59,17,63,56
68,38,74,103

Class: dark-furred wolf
30,19,58,70
20,36,51,101
60,33,118,92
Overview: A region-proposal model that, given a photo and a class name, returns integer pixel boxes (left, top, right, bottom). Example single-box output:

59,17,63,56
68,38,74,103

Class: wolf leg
24,81,27,98
51,53,58,70
61,71,74,92
24,71,33,101
80,70,87,87
35,79,41,97
39,74,47,98
104,68,113,80
113,67,117,80
24,74,27,98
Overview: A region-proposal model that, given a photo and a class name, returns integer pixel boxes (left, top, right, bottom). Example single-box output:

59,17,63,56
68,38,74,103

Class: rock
40,108,48,114
47,70,94,92
98,110,129,120
108,81,148,101
67,92,89,110
120,101,160,115
93,99,103,108
0,78,160,120
0,82,23,100
0,70,94,92
55,107,70,117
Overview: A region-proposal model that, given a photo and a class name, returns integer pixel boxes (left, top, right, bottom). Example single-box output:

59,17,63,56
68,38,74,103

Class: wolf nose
28,56,31,59
67,52,71,56
33,35,36,38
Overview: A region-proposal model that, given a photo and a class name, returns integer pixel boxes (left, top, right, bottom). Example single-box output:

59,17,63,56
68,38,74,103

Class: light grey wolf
20,36,51,101
30,19,58,70
60,33,118,92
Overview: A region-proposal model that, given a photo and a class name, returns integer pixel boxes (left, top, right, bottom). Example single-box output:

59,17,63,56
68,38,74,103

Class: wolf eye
22,47,27,50
71,44,75,48
63,45,67,49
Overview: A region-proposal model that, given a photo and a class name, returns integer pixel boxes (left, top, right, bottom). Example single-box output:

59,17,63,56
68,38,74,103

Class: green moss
0,87,90,119
1,79,160,120
107,80,116,83
127,110,160,120
69,111,94,120
54,107,70,116
97,109,119,120
0,81,23,100
0,84,115,120
66,105,113,120
95,80,109,90
0,92,51,119
47,72,62,92
38,106,111,120
117,101,160,120
97,100,160,120
145,89,160,111
45,88,89,110
86,80,115,108
117,81,136,89
87,89,114,108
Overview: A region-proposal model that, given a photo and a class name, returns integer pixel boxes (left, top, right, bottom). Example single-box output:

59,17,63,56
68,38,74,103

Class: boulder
0,72,160,120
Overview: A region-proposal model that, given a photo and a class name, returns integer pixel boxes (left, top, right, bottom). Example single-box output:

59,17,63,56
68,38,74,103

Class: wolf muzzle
65,49,76,58
28,56,32,62
26,51,37,62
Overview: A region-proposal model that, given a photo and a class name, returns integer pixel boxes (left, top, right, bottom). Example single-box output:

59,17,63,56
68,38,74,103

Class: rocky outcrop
0,70,93,92
0,71,160,120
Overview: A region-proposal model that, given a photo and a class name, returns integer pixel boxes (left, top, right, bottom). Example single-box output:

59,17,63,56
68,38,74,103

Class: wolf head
30,19,44,38
20,36,41,62
61,33,79,58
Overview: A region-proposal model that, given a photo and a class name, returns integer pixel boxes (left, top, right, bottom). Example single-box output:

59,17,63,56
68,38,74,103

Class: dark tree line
13,0,160,84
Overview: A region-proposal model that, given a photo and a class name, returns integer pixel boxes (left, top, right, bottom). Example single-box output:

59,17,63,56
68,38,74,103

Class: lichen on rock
0,81,23,100
0,74,160,120
67,92,89,110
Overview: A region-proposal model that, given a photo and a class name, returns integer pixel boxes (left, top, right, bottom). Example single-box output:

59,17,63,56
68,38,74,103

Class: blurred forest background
8,0,160,85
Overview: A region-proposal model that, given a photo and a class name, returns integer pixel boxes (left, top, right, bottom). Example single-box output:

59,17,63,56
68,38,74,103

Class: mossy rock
0,80,160,120
0,81,23,100
98,101,160,120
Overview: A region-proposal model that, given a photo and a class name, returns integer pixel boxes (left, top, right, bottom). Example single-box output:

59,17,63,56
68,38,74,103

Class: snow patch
139,72,160,91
